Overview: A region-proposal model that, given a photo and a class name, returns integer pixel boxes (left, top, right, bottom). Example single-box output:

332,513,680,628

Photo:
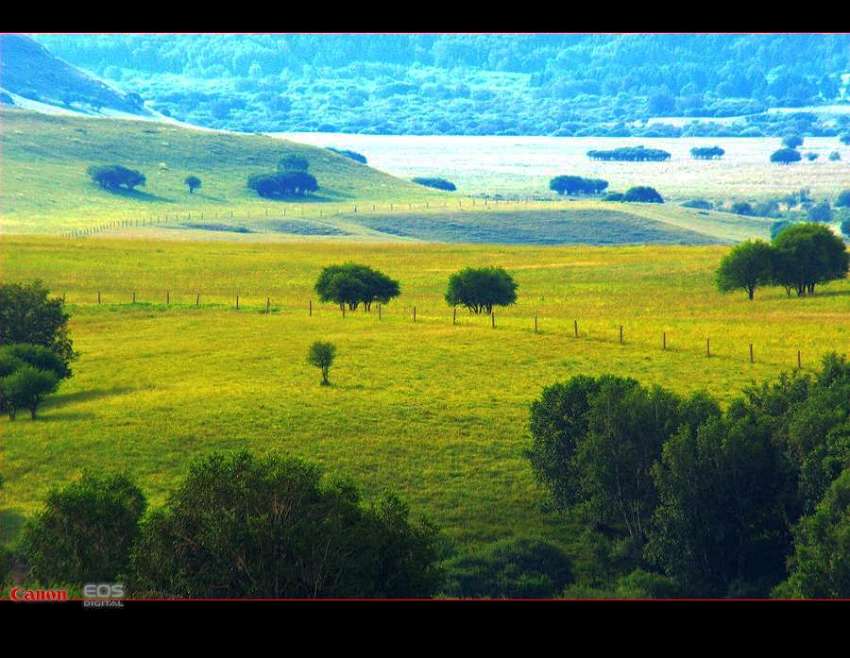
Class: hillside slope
0,108,443,233
0,35,151,118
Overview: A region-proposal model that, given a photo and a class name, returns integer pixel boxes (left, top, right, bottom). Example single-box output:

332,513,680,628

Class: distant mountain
29,34,850,137
0,34,153,118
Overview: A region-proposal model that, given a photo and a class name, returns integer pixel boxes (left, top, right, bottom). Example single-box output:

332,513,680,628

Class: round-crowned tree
184,175,202,194
445,267,517,315
0,364,59,419
715,239,775,300
129,451,441,598
771,148,802,165
772,222,849,296
549,176,608,196
783,134,804,149
314,264,400,311
278,154,310,172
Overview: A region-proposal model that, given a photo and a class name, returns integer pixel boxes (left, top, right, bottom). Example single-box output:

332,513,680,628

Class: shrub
184,175,202,194
307,341,336,386
731,201,754,216
604,192,625,202
22,472,146,585
681,199,713,210
829,151,841,161
623,186,664,203
805,152,819,161
247,171,318,198
445,267,517,315
442,538,573,598
836,190,850,208
129,451,441,597
87,164,146,190
412,177,456,191
783,134,804,149
808,200,833,222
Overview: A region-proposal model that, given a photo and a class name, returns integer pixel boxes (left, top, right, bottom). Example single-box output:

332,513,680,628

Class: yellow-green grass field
3,236,850,555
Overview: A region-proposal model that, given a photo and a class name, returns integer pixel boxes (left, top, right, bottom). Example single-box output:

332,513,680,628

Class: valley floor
3,237,850,553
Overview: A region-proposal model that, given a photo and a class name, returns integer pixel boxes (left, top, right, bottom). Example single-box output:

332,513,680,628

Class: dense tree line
527,354,850,597
412,177,456,191
87,164,146,191
35,34,850,137
549,176,608,196
587,147,671,162
690,146,725,160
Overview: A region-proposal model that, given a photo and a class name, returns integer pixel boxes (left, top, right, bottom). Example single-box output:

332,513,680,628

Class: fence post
619,325,623,344
453,307,457,326
534,314,538,333
413,306,417,322
750,344,754,363
236,291,240,310
574,320,578,338
196,292,200,306
491,311,495,329
706,338,711,357
167,290,170,305
309,299,312,317
132,291,136,304
797,350,801,369
97,291,101,305
378,304,382,320
266,297,270,314
663,332,667,350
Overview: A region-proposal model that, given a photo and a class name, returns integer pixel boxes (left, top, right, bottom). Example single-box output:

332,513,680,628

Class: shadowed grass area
3,237,850,553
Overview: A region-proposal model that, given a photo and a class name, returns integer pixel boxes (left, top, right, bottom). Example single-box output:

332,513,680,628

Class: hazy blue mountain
29,34,850,136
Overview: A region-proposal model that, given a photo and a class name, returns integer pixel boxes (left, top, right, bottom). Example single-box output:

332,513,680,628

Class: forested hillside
32,34,850,136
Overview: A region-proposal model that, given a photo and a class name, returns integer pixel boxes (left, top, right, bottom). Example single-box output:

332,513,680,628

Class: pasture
4,236,850,556
274,133,850,201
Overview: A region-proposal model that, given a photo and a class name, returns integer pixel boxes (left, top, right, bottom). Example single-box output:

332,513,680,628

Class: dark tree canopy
807,201,833,222
184,175,202,193
0,281,75,371
690,146,725,160
782,134,804,149
837,190,850,208
247,171,318,198
772,222,849,296
771,148,802,164
412,177,456,191
22,472,147,584
87,164,146,190
716,239,775,300
129,451,441,598
445,267,517,315
0,364,59,420
623,186,664,203
549,175,608,196
314,263,400,311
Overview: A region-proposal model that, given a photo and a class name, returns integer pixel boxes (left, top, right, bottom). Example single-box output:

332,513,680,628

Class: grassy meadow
4,236,850,560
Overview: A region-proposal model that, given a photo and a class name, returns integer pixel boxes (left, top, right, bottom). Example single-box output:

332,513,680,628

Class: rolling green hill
0,108,443,233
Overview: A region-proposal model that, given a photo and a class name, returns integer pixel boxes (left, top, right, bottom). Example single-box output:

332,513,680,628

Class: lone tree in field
87,164,146,191
308,341,336,386
782,134,804,149
715,240,775,300
184,175,202,194
314,264,400,311
690,146,725,160
771,148,802,165
445,267,518,315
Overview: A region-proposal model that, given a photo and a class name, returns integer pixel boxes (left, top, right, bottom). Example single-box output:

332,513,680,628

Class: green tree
835,190,850,208
715,239,775,300
0,365,59,419
184,175,201,193
412,177,456,191
772,222,849,296
314,264,400,311
307,341,336,386
771,148,802,164
130,451,441,598
646,415,796,597
0,281,75,371
807,200,832,222
774,468,850,598
278,153,310,171
0,343,70,380
445,267,517,315
622,186,664,203
22,472,146,585
87,164,146,190
782,134,804,149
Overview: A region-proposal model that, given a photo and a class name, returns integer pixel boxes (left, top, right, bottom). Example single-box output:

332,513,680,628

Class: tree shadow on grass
103,187,175,204
808,289,850,298
45,386,138,410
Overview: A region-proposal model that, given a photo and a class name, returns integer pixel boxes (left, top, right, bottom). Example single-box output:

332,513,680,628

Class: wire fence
61,288,815,372
59,197,575,239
